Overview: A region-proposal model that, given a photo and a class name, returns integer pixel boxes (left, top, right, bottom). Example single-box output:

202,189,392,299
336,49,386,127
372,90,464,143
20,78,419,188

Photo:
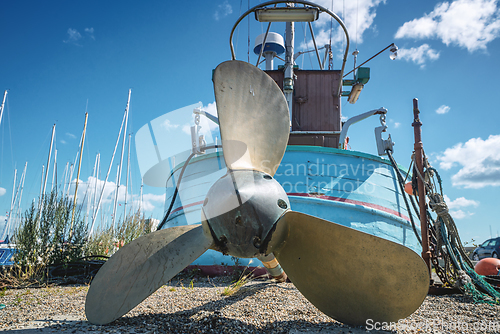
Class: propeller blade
85,224,213,325
213,60,290,176
267,211,429,326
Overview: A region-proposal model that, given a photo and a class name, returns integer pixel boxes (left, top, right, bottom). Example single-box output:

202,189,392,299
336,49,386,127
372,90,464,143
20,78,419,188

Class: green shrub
13,190,87,270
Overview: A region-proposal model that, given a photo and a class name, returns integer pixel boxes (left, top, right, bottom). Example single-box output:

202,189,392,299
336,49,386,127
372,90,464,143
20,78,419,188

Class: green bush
10,189,153,283
13,190,87,270
86,210,152,257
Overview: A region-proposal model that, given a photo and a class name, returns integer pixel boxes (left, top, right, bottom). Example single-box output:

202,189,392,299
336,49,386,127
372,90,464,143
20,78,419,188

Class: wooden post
412,98,431,278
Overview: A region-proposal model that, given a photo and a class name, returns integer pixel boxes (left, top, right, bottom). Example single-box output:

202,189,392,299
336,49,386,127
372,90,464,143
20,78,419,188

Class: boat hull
0,244,16,266
162,145,421,267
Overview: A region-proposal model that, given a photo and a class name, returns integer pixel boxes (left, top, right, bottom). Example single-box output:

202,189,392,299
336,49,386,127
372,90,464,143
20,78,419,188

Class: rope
386,150,421,245
410,152,499,303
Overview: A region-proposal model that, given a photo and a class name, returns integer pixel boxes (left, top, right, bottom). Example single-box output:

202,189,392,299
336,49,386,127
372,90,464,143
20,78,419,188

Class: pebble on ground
0,276,499,333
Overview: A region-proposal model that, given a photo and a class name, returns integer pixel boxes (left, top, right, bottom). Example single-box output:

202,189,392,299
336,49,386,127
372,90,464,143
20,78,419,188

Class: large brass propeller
85,60,428,326
213,60,290,176
267,211,429,325
85,225,213,325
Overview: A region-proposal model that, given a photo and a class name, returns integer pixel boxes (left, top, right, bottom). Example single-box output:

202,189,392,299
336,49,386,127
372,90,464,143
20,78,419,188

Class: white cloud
395,0,500,52
444,195,479,209
141,193,165,211
64,27,95,45
214,1,232,21
66,132,77,139
85,27,95,40
204,101,220,133
300,0,386,52
449,209,474,219
60,139,67,144
436,105,450,114
443,195,479,219
437,134,500,188
162,119,179,131
388,119,401,128
64,28,82,45
182,124,191,135
396,44,440,68
205,101,218,117
0,187,6,197
66,176,165,214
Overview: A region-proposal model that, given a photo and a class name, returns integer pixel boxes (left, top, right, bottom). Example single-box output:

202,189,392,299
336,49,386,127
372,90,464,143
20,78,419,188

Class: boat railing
228,0,350,83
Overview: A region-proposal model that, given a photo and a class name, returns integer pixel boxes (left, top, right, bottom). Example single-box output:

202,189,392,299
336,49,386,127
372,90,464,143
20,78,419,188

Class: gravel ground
0,275,499,334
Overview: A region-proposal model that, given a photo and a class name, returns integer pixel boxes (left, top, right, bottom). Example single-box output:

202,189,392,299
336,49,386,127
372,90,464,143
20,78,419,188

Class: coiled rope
388,148,499,304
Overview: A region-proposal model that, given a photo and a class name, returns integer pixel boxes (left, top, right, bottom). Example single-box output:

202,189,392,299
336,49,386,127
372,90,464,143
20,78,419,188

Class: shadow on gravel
3,280,386,333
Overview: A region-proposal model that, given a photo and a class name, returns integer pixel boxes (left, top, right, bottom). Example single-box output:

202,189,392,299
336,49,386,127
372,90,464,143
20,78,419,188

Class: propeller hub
202,170,289,258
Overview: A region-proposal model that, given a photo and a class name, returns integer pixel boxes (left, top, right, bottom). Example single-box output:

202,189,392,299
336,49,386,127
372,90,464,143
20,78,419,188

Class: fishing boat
0,90,19,267
86,1,429,327
0,237,16,266
135,3,419,267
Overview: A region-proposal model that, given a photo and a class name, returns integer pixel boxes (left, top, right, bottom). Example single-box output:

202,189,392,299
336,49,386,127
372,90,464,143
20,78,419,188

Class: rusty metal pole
412,98,431,278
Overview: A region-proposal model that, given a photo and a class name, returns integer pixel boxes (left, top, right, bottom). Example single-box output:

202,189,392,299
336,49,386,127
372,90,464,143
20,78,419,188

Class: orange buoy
404,182,414,195
474,258,500,276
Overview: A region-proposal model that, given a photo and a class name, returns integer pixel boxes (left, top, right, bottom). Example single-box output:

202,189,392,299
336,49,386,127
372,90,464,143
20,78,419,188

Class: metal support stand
412,98,432,278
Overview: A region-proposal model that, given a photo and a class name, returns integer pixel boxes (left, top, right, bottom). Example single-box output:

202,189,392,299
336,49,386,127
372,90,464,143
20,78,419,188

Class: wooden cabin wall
265,70,342,148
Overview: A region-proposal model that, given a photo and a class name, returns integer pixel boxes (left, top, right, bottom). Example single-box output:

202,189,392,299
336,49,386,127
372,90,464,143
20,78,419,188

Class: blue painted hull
162,145,421,266
0,245,16,266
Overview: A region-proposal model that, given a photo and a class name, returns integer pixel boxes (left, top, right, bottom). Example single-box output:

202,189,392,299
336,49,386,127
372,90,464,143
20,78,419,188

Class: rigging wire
234,0,243,56
247,0,250,63
355,0,359,50
328,0,334,69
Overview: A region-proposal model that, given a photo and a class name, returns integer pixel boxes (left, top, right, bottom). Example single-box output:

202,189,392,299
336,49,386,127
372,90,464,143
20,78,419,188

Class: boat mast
42,125,56,197
51,149,57,193
86,153,99,227
38,124,56,222
60,162,68,195
0,168,16,242
0,90,7,128
14,162,28,231
92,153,100,222
139,178,143,216
123,132,131,220
38,165,45,204
89,95,129,237
70,112,88,238
112,89,131,230
65,164,74,198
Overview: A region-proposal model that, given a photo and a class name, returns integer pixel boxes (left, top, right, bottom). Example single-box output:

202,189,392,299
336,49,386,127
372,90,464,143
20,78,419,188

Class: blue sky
0,0,499,244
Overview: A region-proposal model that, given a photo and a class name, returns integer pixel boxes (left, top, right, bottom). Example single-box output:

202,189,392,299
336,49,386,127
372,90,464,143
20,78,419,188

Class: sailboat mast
0,168,16,241
112,89,131,230
66,164,74,198
39,165,45,203
38,124,56,222
42,124,56,198
123,132,131,219
92,153,100,220
139,178,143,216
89,94,129,237
70,112,88,238
51,149,57,192
14,162,28,231
87,153,99,227
61,162,68,195
0,90,7,128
